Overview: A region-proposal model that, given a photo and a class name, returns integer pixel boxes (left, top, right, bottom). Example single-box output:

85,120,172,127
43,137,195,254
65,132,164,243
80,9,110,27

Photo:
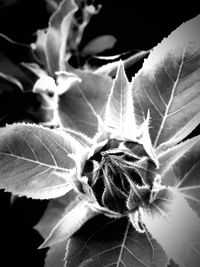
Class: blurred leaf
82,35,116,56
45,0,78,74
141,188,200,267
58,69,112,137
65,215,168,267
0,33,37,91
131,14,200,148
105,61,137,139
0,124,82,199
0,0,18,8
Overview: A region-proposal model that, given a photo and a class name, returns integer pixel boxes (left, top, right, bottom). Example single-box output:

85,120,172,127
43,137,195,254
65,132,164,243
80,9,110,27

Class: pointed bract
104,61,138,139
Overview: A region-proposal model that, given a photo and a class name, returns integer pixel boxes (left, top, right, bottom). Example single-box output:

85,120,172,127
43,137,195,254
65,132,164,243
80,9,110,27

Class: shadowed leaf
82,35,116,56
0,33,37,92
65,215,168,267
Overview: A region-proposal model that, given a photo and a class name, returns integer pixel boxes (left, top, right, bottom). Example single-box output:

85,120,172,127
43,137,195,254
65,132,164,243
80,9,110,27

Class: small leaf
35,190,78,239
105,61,137,139
157,135,200,177
45,0,78,74
141,188,200,267
0,123,82,199
95,50,150,77
82,35,117,56
40,198,96,248
65,215,168,267
58,70,112,137
131,14,200,147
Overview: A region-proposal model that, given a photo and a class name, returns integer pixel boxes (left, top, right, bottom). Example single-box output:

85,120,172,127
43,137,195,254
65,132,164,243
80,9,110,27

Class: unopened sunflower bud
80,138,158,216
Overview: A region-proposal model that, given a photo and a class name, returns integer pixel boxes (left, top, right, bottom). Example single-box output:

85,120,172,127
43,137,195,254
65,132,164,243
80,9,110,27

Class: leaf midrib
153,45,187,147
0,151,69,172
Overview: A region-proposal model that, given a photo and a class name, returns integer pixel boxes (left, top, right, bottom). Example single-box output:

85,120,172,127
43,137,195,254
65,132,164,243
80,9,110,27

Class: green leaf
161,134,200,218
65,215,168,267
35,190,78,239
44,240,68,267
82,35,117,56
95,50,150,77
131,14,200,148
0,34,37,92
141,188,200,267
157,135,200,177
58,70,112,137
40,197,96,248
45,0,78,74
105,61,137,139
0,123,82,199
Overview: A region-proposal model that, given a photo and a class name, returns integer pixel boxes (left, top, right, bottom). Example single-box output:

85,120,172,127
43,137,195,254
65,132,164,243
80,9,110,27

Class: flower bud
80,138,158,216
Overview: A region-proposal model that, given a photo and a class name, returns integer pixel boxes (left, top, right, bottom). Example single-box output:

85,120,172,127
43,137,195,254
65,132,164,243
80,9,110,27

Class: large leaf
105,61,137,139
0,123,82,199
131,14,200,148
141,188,200,267
58,70,112,137
45,0,78,74
161,134,200,218
65,215,168,267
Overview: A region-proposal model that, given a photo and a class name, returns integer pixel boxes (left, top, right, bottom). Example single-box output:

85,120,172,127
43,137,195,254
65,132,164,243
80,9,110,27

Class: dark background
0,0,199,266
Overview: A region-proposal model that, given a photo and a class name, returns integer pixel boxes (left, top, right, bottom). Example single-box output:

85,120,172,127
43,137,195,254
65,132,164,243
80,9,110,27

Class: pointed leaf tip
104,61,138,139
39,199,96,248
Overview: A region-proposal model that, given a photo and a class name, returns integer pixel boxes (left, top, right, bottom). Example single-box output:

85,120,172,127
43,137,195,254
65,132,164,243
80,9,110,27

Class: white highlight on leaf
105,61,138,140
141,188,200,267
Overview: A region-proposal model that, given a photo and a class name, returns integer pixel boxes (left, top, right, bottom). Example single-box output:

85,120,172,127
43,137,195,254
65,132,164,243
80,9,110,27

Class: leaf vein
153,45,187,147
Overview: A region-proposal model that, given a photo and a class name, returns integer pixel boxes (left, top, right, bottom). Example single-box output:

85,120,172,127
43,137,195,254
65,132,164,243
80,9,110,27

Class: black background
0,1,200,266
